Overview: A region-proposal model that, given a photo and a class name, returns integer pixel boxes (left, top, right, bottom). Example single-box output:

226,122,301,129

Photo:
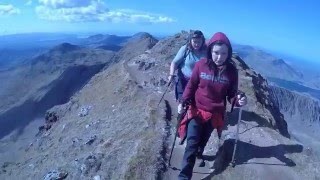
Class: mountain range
233,44,320,95
0,31,319,180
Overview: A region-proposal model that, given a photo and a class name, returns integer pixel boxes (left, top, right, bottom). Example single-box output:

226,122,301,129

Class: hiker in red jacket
178,32,247,180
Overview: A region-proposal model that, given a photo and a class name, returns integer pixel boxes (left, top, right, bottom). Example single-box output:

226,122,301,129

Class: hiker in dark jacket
178,32,247,180
168,30,207,114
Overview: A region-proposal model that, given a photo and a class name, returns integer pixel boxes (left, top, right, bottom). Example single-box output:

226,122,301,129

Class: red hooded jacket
182,32,238,113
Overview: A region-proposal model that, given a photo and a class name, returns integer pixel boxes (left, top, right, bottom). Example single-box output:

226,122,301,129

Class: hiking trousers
178,119,213,180
175,70,189,102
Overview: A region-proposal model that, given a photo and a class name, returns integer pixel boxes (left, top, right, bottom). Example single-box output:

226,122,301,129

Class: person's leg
175,77,184,114
176,72,188,114
197,121,214,158
177,103,183,114
216,126,223,148
178,119,202,180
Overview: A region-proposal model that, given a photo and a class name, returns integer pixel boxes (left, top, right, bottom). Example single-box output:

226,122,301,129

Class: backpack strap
177,46,190,70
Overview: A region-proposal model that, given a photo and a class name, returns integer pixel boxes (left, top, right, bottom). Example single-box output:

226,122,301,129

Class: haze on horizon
0,0,319,63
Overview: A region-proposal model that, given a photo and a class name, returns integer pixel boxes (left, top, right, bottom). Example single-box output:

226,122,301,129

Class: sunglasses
192,31,204,38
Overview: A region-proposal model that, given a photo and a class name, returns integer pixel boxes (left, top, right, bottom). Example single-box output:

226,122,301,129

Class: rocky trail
1,32,319,180
124,44,319,180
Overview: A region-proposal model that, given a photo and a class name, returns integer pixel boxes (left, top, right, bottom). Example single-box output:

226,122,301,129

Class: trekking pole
157,78,173,107
168,122,179,167
168,107,187,168
231,107,242,167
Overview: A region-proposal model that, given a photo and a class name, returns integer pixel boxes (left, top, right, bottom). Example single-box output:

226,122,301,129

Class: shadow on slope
203,139,303,179
97,45,122,51
269,77,320,100
225,108,271,130
225,107,290,138
0,64,104,139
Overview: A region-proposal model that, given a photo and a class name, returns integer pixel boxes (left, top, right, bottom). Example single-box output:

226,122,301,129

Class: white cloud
0,4,20,16
107,9,174,24
26,0,33,6
39,0,92,8
36,0,174,24
36,1,109,22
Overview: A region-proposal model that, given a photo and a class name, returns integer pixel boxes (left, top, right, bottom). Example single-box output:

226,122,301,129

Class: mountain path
123,52,318,180
163,108,310,180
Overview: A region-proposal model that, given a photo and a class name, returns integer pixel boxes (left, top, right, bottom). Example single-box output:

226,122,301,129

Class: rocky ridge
1,31,319,180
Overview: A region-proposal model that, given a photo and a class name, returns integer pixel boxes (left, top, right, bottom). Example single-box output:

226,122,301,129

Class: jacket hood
206,32,233,62
207,32,231,47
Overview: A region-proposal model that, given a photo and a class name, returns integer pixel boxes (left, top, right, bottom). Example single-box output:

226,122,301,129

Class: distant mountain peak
272,58,286,65
51,42,81,53
87,34,105,40
233,44,304,80
124,32,158,50
131,32,154,40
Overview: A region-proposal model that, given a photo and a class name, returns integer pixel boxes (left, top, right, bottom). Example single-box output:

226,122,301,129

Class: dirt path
124,56,319,180
162,108,314,180
164,141,215,180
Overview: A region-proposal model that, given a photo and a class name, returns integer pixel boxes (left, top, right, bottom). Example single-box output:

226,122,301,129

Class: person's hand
237,93,247,106
168,75,176,83
182,98,192,108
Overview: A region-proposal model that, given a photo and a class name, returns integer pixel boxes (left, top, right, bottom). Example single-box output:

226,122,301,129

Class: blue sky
0,0,319,62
